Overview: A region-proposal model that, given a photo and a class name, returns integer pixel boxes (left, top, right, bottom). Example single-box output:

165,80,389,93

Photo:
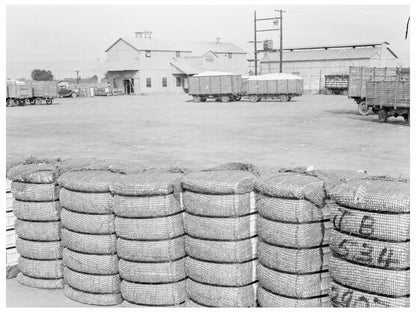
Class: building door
123,79,131,94
130,78,134,94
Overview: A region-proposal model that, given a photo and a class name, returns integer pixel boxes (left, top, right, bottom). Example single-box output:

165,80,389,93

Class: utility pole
254,11,257,75
275,9,285,73
75,70,80,84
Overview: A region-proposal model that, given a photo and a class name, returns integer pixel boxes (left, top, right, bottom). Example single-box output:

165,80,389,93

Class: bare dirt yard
6,93,409,177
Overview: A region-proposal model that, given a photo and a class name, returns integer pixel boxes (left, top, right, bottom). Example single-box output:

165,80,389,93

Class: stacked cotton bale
7,163,63,289
254,172,332,307
181,170,258,307
57,170,122,306
110,172,187,307
328,179,410,307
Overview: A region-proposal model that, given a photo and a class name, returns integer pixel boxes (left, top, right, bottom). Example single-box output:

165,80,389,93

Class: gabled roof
96,58,140,71
105,38,191,53
170,59,198,75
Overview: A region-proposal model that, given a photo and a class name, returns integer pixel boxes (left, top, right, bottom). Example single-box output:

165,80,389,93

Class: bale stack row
182,170,258,307
255,172,332,307
110,172,187,307
328,179,410,307
58,170,122,306
8,163,63,289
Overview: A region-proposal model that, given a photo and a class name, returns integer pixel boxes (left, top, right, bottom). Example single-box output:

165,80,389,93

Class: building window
146,78,151,88
228,53,232,59
176,51,181,58
145,50,151,57
162,77,167,87
176,77,181,87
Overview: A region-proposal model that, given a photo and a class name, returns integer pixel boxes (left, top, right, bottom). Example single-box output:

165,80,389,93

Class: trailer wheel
18,99,25,106
192,96,201,103
220,95,230,103
29,99,36,105
6,99,14,107
200,97,207,102
46,98,53,105
279,95,289,102
358,101,369,116
235,96,241,101
249,95,258,102
256,97,262,102
378,109,388,123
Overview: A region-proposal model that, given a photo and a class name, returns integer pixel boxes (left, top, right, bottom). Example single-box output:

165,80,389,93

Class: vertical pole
279,10,283,73
254,11,257,75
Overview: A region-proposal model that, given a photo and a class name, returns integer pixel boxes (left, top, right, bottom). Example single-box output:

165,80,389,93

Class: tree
92,75,98,83
31,69,54,81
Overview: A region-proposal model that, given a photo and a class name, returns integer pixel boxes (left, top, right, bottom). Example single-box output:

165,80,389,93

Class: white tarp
248,73,303,81
194,71,237,77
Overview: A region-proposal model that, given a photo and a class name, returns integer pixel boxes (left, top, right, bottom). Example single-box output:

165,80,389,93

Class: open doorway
123,79,134,94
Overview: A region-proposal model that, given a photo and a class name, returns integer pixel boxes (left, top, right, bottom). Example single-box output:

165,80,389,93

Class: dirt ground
6,93,409,177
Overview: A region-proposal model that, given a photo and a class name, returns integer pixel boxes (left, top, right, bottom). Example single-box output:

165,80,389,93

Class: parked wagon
30,81,58,105
6,80,33,106
324,74,348,95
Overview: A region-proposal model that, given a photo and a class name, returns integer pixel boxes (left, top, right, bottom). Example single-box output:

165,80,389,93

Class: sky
6,4,410,80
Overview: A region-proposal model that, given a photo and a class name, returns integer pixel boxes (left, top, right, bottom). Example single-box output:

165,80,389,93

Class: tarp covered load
328,178,410,307
8,163,63,289
111,172,187,307
182,169,258,307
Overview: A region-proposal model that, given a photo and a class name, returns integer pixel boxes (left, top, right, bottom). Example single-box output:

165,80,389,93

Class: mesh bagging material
61,228,116,254
64,284,122,306
185,236,257,263
17,272,64,289
257,215,331,248
329,255,409,297
18,256,63,279
59,188,113,214
63,248,118,274
56,157,104,172
64,267,120,294
117,236,185,262
184,213,257,240
330,228,409,269
121,279,187,306
182,170,256,194
204,162,261,176
61,208,115,234
257,264,329,298
15,219,61,241
11,182,60,201
121,300,186,307
306,169,367,192
115,213,184,240
58,170,121,192
112,194,181,217
109,172,184,196
330,204,409,242
7,163,57,184
12,200,61,222
16,237,62,260
257,286,331,307
330,278,410,307
256,195,330,222
328,179,410,213
186,257,257,286
119,257,186,283
255,173,326,207
182,191,253,216
258,240,330,273
184,299,208,307
186,278,257,307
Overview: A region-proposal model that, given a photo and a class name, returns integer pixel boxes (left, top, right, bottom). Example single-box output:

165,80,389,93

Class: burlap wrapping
182,170,256,194
184,213,257,240
329,255,409,297
119,257,186,283
185,236,257,263
16,237,62,260
120,279,187,306
255,173,326,207
117,236,185,262
186,257,257,286
18,256,63,278
182,191,253,217
12,200,61,222
330,228,409,269
328,179,410,213
258,215,331,248
64,284,122,306
7,163,57,184
257,286,331,307
121,300,186,307
330,279,410,307
11,182,60,201
109,172,183,196
63,248,118,274
256,195,330,222
258,240,330,273
58,171,121,192
61,228,116,254
257,264,329,298
15,219,61,241
17,272,64,289
115,213,184,240
330,204,409,242
186,279,257,307
64,267,120,294
59,188,113,214
113,194,181,217
306,169,367,192
61,208,115,234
